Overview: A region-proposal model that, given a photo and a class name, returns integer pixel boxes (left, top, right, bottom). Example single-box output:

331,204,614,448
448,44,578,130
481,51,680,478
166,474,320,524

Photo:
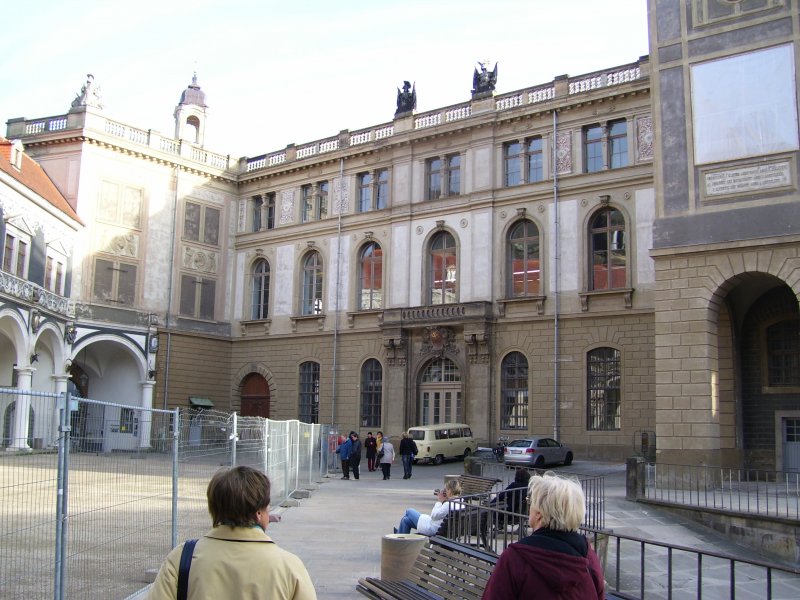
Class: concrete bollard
380,533,426,581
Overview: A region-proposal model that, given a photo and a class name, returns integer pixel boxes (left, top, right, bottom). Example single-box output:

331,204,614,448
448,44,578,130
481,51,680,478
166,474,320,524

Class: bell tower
174,73,208,145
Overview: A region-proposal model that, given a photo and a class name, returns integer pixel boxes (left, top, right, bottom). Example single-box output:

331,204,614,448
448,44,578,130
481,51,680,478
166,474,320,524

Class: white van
407,423,475,465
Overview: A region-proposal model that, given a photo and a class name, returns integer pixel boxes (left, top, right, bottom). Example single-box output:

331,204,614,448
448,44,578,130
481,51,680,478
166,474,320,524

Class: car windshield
508,440,532,448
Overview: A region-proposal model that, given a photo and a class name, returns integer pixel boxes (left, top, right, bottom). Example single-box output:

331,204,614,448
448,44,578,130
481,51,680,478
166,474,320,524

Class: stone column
383,329,408,433
139,381,155,449
10,367,34,450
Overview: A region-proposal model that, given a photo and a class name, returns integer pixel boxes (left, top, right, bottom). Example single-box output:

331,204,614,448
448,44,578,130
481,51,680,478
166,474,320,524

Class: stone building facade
1,1,798,469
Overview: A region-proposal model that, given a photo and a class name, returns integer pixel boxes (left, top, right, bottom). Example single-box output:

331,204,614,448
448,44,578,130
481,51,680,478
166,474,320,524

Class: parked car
408,423,475,465
503,437,573,468
470,447,498,461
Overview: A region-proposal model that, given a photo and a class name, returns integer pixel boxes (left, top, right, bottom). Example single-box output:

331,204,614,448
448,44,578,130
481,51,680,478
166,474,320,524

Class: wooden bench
357,535,497,600
457,474,500,496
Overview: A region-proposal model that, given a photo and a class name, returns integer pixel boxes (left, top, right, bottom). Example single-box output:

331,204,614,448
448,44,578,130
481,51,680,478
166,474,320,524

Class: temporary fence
0,388,329,600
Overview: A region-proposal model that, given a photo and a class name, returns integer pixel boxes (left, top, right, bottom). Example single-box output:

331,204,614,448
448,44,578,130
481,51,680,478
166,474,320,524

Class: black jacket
399,437,418,456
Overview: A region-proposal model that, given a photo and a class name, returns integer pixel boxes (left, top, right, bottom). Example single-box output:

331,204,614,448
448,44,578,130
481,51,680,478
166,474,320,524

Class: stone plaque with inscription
704,161,791,197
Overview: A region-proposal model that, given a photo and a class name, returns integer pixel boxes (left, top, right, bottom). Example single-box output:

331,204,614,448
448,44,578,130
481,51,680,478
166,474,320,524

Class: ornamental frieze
279,189,295,225
420,326,459,358
182,246,218,274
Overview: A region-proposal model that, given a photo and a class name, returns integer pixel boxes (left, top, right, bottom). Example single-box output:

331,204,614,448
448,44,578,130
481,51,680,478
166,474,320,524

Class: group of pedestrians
337,431,420,480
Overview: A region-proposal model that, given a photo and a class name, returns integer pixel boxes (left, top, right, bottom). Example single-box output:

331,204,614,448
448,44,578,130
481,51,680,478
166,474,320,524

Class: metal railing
0,389,328,600
644,463,800,520
584,527,800,599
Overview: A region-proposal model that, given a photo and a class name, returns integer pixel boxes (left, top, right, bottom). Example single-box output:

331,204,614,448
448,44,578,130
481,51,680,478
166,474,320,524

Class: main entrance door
783,417,800,472
241,373,270,418
418,358,462,425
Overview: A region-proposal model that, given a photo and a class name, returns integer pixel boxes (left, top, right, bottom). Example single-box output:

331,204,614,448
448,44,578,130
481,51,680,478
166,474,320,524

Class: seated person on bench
492,468,531,515
394,479,463,535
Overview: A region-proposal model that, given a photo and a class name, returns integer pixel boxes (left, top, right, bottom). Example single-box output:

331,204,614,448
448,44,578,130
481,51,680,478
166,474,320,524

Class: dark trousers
380,462,391,479
350,460,360,479
402,454,413,477
341,459,350,478
367,456,376,471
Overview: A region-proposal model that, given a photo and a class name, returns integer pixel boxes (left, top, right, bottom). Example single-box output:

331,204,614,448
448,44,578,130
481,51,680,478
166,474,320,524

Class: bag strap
177,538,198,600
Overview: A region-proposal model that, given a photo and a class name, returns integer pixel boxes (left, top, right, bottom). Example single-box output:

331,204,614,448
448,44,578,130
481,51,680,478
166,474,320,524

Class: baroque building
1,1,798,470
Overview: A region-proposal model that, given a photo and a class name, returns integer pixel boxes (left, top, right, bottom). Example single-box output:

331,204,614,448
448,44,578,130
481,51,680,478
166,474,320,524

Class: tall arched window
299,362,320,423
359,242,383,310
429,231,457,305
587,347,621,431
251,259,270,320
501,352,529,430
301,251,323,315
507,220,540,297
360,359,383,427
590,208,626,290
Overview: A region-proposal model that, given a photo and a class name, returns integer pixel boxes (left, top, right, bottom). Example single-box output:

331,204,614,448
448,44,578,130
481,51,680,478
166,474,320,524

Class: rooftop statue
71,74,103,110
395,80,416,116
472,61,498,97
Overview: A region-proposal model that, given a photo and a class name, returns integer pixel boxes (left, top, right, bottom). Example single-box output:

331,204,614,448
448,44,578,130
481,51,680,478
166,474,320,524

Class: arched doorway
241,373,270,418
2,403,33,448
417,357,462,426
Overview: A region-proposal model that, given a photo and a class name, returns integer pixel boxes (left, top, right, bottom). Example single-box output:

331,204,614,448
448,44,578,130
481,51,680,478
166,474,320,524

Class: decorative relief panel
420,326,459,358
333,177,349,215
97,228,139,258
556,132,572,174
636,115,653,162
279,190,295,225
692,0,784,27
237,198,246,232
182,246,218,274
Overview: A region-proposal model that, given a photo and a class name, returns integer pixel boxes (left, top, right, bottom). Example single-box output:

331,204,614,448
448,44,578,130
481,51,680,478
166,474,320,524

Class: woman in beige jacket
148,466,316,600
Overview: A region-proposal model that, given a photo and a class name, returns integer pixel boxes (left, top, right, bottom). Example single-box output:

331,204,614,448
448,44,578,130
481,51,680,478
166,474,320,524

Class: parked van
407,423,475,465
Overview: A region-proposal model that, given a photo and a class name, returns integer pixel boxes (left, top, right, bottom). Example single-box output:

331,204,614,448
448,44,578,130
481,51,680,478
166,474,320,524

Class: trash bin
381,533,426,581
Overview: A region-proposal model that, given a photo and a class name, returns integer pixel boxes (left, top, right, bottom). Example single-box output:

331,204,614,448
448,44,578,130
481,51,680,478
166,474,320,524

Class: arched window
590,208,626,290
507,220,540,297
429,232,457,305
301,251,323,315
501,352,528,430
421,358,461,383
587,347,621,430
299,362,320,423
360,359,383,427
251,259,270,320
359,242,383,310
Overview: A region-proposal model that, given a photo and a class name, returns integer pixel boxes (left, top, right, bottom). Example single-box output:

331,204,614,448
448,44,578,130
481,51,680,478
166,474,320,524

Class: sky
0,0,650,159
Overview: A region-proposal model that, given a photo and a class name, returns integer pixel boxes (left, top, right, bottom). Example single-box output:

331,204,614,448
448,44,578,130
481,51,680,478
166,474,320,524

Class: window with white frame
251,193,276,232
358,242,383,310
589,207,626,291
429,231,457,305
507,220,540,297
299,361,320,423
501,352,529,430
504,137,543,186
184,201,220,246
301,251,323,315
358,169,389,212
360,359,382,427
587,347,621,431
251,259,270,320
44,252,67,295
584,120,628,173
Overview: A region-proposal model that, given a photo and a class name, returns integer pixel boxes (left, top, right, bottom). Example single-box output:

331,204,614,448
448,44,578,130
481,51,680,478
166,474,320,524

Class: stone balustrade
0,271,73,317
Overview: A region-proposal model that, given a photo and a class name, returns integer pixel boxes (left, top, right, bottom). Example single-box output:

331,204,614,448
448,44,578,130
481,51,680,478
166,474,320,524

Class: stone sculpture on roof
395,80,416,117
472,61,498,97
71,74,103,110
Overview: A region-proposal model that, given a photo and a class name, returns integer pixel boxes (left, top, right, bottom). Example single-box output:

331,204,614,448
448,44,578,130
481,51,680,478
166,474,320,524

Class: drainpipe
331,158,344,425
552,110,560,441
163,166,179,409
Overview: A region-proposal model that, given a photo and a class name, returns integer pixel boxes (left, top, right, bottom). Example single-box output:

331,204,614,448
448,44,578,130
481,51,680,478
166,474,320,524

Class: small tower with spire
174,73,208,146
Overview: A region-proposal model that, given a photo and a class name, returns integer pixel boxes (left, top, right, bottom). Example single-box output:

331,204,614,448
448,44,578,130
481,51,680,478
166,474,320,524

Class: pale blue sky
1,0,649,158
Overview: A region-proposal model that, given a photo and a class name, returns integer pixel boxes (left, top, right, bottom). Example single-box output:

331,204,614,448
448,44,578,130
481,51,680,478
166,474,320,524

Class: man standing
379,435,395,480
364,432,377,472
399,432,418,479
349,432,362,480
336,434,353,480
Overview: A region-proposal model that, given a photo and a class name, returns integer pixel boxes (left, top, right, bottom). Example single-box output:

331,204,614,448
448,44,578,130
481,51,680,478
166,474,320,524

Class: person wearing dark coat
364,432,377,472
493,468,531,514
482,472,605,600
348,432,362,480
398,432,418,479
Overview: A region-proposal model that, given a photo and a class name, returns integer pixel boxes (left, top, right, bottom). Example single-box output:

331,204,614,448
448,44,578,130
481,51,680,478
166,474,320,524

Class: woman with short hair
394,479,463,535
482,472,604,600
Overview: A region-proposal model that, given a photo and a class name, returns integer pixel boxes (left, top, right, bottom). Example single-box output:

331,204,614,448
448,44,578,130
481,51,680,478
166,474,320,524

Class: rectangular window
98,181,142,229
119,407,136,434
252,196,263,233
3,231,30,279
585,125,604,173
359,170,389,211
504,142,522,186
527,137,543,182
358,173,373,213
427,158,442,200
587,347,621,431
302,181,328,221
93,258,137,305
184,202,220,246
180,274,216,319
299,362,320,424
376,169,389,209
266,193,275,229
609,120,628,169
44,254,65,294
447,155,461,196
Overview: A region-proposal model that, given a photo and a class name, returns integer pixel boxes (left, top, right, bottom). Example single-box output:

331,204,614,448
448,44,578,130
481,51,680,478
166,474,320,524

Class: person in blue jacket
336,434,353,479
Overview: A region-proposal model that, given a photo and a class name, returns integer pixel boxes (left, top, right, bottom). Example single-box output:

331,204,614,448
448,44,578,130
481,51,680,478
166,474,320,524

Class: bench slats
357,536,496,600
